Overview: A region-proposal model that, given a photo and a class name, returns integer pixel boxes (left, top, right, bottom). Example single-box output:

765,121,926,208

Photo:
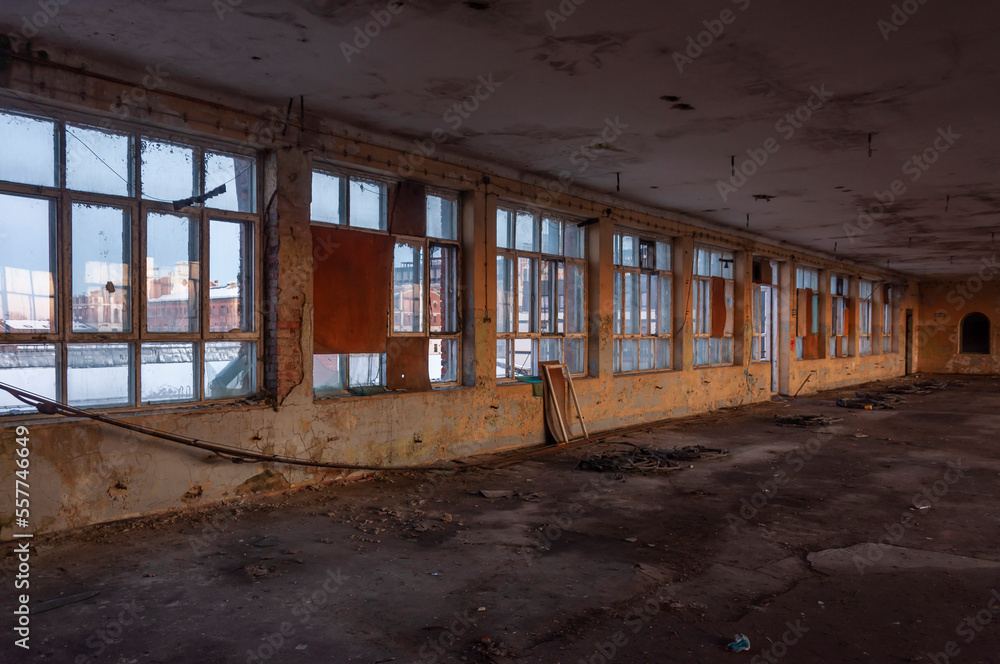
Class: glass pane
540,260,564,334
613,339,621,373
496,256,514,334
349,178,386,230
621,235,638,267
720,253,734,279
621,339,638,372
541,218,562,255
624,272,640,335
430,244,457,334
312,171,343,224
66,125,132,197
695,337,710,366
206,341,255,399
140,342,196,404
540,337,561,364
0,344,57,414
565,263,585,334
656,339,671,370
639,338,654,370
710,337,721,364
517,257,537,334
613,272,623,335
314,354,346,395
695,248,711,276
564,338,585,374
349,353,385,387
640,273,649,335
497,209,514,250
210,220,252,332
430,338,458,383
720,337,734,364
656,242,671,271
141,138,195,202
146,212,200,333
427,195,458,240
711,251,723,278
0,194,56,333
660,276,672,336
393,242,424,333
639,241,654,270
72,203,131,333
513,338,536,376
0,112,56,187
613,233,622,266
725,280,735,335
496,339,509,379
650,274,659,336
515,212,538,252
68,343,132,407
205,152,256,213
565,223,585,259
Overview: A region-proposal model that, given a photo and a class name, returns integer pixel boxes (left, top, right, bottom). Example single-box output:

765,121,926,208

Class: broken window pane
393,241,424,333
427,194,458,240
496,256,515,334
430,244,457,334
66,125,132,197
140,342,196,404
68,343,132,407
349,178,387,230
349,353,385,388
205,152,256,213
513,338,536,376
564,338,584,375
312,171,343,224
314,354,346,395
541,218,562,255
146,212,200,333
517,257,538,334
0,344,57,414
429,338,458,383
205,341,255,399
565,223,585,259
0,193,56,333
141,138,195,203
0,111,56,187
210,220,252,332
515,212,538,252
72,203,131,333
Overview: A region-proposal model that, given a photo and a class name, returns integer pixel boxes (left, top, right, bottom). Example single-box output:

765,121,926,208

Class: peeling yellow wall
918,280,1000,374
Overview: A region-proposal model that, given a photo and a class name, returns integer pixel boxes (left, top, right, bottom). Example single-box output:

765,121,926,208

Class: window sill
313,383,467,402
0,396,270,426
614,368,676,377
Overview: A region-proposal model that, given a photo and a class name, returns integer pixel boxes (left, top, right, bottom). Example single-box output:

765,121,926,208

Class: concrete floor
5,375,1000,664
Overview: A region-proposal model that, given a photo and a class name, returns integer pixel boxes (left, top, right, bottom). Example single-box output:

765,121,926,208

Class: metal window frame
612,229,673,374
693,244,735,367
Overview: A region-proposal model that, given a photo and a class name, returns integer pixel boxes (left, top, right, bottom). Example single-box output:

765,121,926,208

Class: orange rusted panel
386,337,432,391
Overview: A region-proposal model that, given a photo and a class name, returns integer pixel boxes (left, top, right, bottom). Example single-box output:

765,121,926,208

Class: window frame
612,228,673,373
859,279,874,356
495,205,587,380
881,284,894,353
795,266,820,360
692,244,735,367
830,274,851,358
0,106,262,416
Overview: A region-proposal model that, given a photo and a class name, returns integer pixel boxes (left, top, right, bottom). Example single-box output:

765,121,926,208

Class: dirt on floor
3,374,1000,664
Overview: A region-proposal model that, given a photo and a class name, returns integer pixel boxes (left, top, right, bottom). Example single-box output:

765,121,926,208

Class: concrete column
873,281,885,354
819,268,832,359
777,260,793,395
462,188,491,386
590,217,614,378
263,146,312,404
848,276,860,356
734,250,750,367
676,236,695,371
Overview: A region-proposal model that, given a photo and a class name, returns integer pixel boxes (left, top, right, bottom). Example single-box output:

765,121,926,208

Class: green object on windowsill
515,375,543,397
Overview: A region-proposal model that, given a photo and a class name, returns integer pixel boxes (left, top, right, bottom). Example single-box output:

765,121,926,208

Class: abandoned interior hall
1,0,999,662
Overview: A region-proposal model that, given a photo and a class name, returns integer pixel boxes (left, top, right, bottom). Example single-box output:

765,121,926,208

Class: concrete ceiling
3,0,999,278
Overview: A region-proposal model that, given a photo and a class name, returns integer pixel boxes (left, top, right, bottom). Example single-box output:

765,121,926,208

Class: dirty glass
205,152,256,213
141,138,195,203
1,194,57,333
349,178,386,230
393,242,424,333
66,125,132,197
72,203,131,333
311,171,343,224
0,111,56,187
146,212,200,333
68,343,132,407
205,341,255,399
140,342,196,404
427,194,457,240
209,219,252,332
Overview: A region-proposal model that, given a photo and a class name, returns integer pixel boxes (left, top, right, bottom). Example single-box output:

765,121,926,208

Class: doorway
761,285,779,392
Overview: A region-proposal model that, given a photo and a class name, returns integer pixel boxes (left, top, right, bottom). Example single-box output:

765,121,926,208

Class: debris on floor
727,634,751,652
855,391,905,405
837,395,893,410
885,379,966,395
773,414,840,427
577,443,685,473
662,445,730,461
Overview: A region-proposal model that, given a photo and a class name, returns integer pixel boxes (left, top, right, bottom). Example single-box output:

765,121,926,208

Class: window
960,313,990,355
496,207,586,378
751,259,778,362
612,230,672,372
311,182,460,394
859,280,873,355
881,285,894,353
692,246,734,367
795,267,820,360
311,168,388,230
0,109,258,415
830,275,850,358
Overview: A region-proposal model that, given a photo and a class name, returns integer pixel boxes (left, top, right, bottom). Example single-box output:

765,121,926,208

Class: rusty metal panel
710,276,727,338
385,337,431,391
312,225,392,354
796,288,811,338
389,180,426,237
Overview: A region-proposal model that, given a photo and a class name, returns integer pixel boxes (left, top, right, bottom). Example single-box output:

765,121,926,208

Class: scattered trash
911,502,932,511
30,591,100,615
252,536,278,547
624,537,638,543
662,445,729,461
479,489,514,498
885,379,964,395
295,645,307,651
774,414,840,427
578,443,684,473
407,521,430,532
243,563,274,579
727,634,751,652
478,606,487,612
442,513,453,523
837,395,893,410
854,433,869,438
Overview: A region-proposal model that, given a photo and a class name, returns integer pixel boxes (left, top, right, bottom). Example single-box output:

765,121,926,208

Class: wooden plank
386,337,431,392
796,288,810,337
710,276,727,338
